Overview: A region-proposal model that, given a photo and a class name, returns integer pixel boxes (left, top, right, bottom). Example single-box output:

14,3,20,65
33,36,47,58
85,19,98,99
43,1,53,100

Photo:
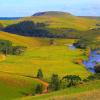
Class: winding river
83,50,100,73
68,45,100,73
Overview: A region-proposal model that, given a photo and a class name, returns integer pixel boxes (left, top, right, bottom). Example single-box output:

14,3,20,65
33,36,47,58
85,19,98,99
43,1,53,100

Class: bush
87,75,96,81
62,75,82,87
94,73,100,79
0,39,26,55
0,40,12,55
37,69,44,79
49,74,60,91
11,46,26,55
87,74,100,81
94,65,100,73
35,84,43,94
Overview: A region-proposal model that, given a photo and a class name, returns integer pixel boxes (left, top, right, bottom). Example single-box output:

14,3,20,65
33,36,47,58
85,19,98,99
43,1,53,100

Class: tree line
34,68,100,95
4,21,80,38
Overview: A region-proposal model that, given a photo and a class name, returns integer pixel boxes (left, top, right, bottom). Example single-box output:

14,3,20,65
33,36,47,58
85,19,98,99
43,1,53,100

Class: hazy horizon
0,0,100,17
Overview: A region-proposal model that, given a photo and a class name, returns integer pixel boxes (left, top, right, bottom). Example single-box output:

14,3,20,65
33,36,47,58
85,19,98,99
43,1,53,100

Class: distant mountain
33,11,73,17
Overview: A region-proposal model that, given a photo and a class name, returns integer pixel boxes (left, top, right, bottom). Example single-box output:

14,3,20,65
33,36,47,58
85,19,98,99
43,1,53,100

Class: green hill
16,80,100,100
20,11,99,30
0,11,100,100
33,11,73,17
3,11,100,38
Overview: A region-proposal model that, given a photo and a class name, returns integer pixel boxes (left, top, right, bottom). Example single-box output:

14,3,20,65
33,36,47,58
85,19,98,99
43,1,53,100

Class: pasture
16,80,100,100
0,72,40,100
0,45,89,80
0,31,90,100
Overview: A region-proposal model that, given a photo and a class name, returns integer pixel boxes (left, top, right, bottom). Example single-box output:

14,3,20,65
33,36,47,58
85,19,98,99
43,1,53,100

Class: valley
0,11,100,100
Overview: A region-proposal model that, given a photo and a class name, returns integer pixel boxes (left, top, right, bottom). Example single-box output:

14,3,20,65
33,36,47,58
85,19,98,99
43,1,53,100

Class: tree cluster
94,64,100,73
0,39,26,55
35,69,100,94
4,21,80,38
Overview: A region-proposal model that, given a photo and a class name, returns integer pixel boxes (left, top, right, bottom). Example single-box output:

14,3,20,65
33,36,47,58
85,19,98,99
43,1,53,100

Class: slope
3,11,100,38
15,80,100,100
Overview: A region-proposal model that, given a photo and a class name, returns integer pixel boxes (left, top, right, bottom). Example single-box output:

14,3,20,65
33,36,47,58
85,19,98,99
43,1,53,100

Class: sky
0,0,100,17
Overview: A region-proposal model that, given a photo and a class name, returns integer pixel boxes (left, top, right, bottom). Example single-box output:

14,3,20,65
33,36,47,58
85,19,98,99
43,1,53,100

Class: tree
12,46,26,55
35,84,43,94
0,40,12,55
94,65,100,73
37,69,43,79
62,75,81,87
49,74,60,91
87,74,100,81
87,75,96,81
0,39,26,55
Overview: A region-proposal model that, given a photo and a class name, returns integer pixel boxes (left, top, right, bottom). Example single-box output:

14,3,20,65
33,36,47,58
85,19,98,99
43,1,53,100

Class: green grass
0,31,89,80
0,13,99,100
0,45,89,80
0,20,15,27
0,72,40,100
19,15,98,31
0,31,91,100
15,80,100,100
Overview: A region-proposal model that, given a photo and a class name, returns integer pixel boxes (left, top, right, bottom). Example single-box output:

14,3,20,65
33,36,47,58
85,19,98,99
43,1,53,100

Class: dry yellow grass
52,89,100,100
0,54,6,62
0,31,44,47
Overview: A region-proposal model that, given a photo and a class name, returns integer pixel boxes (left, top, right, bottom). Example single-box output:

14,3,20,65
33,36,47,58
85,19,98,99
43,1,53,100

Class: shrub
11,46,26,55
62,75,82,87
87,75,96,81
87,74,100,81
0,40,12,55
49,74,60,91
35,84,43,94
37,69,44,79
94,65,100,73
0,39,26,55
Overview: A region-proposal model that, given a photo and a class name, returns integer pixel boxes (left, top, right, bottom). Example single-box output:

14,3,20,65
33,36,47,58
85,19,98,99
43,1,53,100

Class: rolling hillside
16,80,100,100
22,11,99,30
0,30,91,100
0,11,100,100
0,71,40,100
2,11,100,38
0,30,89,79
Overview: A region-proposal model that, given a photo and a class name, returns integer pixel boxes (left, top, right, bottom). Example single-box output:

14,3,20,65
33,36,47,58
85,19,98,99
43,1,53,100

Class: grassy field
0,45,89,79
0,20,15,27
0,72,40,100
0,11,100,100
0,31,89,79
0,30,91,100
15,80,100,100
